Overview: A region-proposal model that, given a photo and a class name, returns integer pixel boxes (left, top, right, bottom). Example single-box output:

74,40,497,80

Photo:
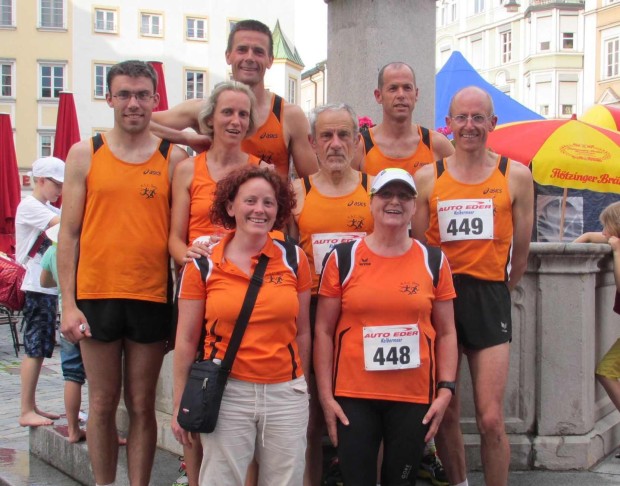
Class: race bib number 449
363,325,421,371
437,198,494,242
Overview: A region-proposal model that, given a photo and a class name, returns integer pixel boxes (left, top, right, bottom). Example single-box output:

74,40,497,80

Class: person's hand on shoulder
184,234,221,262
185,132,212,153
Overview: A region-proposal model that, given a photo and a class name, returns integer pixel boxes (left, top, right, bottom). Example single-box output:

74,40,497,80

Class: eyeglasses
450,114,493,126
374,190,416,202
112,91,155,102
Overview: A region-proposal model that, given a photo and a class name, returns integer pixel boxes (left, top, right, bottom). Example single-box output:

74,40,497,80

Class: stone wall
154,243,620,470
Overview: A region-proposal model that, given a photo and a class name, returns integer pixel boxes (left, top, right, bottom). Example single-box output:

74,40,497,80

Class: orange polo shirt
179,233,311,383
319,239,456,404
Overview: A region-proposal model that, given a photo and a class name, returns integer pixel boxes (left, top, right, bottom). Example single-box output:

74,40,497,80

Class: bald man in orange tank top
58,60,187,486
412,87,534,486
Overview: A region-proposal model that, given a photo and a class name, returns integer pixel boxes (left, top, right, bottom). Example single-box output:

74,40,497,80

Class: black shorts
336,397,429,486
453,275,512,350
77,299,172,344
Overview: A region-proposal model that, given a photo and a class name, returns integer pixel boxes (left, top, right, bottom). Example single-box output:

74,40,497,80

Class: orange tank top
363,125,434,176
425,156,513,282
188,151,260,243
77,134,172,302
242,94,289,179
297,173,374,293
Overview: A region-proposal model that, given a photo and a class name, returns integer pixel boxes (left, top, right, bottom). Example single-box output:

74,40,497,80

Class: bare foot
35,407,61,420
68,428,87,443
118,435,127,446
19,411,54,427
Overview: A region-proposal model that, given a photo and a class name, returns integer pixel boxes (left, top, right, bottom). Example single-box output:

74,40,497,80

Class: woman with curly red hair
172,165,311,486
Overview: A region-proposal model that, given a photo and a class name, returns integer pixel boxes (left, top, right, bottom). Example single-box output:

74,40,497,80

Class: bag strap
27,232,47,259
220,253,269,371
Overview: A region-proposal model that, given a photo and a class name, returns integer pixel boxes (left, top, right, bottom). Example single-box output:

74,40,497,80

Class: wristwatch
437,381,456,395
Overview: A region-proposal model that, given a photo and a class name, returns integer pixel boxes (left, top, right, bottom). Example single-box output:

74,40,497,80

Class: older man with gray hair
288,103,374,485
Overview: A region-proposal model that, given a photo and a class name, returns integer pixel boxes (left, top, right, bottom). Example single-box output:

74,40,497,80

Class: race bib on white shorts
311,232,366,274
437,199,494,242
363,324,421,371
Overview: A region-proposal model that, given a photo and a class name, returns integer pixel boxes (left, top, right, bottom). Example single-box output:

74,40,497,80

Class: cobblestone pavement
1,315,620,486
0,317,88,447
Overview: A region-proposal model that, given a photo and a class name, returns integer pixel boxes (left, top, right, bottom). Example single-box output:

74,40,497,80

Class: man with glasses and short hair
412,86,534,486
353,62,454,178
16,156,64,427
58,60,186,486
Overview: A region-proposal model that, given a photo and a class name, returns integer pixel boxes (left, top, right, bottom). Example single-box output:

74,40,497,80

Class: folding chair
0,305,21,357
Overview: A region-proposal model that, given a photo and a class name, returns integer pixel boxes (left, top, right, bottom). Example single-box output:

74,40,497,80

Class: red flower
358,116,375,129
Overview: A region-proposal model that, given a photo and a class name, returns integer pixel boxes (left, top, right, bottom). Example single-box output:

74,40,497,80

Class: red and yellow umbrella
580,105,620,132
487,115,620,194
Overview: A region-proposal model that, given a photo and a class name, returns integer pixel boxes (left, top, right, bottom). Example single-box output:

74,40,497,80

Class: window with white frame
186,17,207,41
94,63,112,98
559,81,577,117
1,62,13,97
185,70,205,99
141,12,162,37
39,132,54,157
605,37,619,78
501,30,512,64
94,8,116,33
474,0,484,14
560,15,577,50
536,81,552,116
287,77,297,105
0,0,13,27
39,63,64,98
39,0,63,29
537,16,551,52
470,38,483,70
440,0,457,26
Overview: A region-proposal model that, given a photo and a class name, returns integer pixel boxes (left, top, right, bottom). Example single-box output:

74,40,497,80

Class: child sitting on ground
575,201,620,456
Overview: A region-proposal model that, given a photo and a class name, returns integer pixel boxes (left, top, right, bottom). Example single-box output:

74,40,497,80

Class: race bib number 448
437,198,494,242
363,325,421,371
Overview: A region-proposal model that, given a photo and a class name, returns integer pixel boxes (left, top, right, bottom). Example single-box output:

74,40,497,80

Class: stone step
29,420,182,486
0,443,82,486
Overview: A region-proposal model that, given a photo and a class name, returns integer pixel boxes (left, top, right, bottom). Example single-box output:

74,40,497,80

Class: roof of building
302,60,327,79
272,19,304,67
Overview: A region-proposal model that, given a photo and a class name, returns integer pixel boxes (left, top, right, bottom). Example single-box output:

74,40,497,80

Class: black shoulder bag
177,253,269,433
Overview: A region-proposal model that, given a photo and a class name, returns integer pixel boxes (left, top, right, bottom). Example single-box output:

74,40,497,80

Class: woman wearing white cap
314,167,459,485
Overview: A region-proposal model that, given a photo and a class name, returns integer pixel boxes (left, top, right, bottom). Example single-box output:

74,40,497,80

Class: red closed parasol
148,61,168,112
0,113,21,256
52,92,81,208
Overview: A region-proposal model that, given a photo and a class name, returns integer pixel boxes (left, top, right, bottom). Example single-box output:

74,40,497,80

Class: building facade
436,0,619,120
0,0,302,171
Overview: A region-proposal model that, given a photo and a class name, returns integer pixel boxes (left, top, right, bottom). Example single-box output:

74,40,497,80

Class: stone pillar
325,0,436,127
533,244,614,469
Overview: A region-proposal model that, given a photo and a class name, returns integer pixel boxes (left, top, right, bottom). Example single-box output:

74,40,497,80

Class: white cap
28,156,65,183
45,224,60,244
370,168,417,196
